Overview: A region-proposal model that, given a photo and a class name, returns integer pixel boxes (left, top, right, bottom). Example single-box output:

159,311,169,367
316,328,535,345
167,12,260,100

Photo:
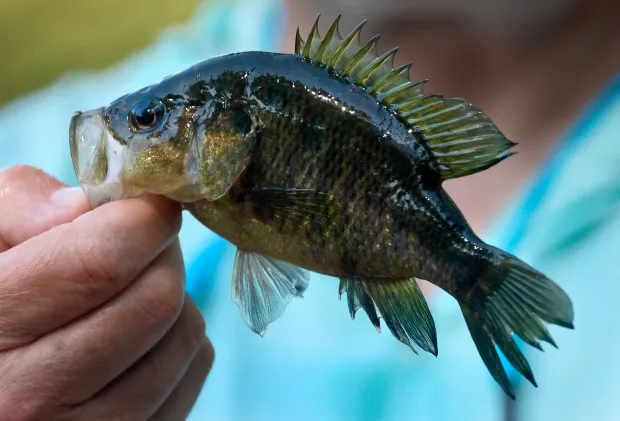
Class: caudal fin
459,251,574,399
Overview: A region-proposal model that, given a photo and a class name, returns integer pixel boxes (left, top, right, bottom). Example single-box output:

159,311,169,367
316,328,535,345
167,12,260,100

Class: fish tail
458,250,574,399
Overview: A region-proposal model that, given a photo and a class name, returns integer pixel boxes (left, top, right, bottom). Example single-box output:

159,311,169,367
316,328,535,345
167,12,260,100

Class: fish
68,15,574,399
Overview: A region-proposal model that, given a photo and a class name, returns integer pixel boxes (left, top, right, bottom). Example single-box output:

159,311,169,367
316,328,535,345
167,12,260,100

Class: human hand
0,165,213,420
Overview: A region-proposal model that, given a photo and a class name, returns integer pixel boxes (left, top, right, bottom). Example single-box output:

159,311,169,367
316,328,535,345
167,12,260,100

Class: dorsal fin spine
327,20,367,70
316,15,341,62
357,47,399,86
390,81,428,108
303,15,320,58
370,64,410,94
344,34,381,78
358,47,398,86
295,28,303,55
378,82,413,102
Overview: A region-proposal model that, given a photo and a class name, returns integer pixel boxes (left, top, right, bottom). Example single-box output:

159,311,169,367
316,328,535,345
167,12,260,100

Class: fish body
68,16,574,399
179,53,474,283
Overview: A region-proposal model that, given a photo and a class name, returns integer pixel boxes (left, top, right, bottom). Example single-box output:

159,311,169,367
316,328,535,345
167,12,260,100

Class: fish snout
69,108,127,208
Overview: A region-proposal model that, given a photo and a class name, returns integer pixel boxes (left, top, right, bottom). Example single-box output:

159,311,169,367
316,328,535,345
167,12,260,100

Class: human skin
0,165,214,420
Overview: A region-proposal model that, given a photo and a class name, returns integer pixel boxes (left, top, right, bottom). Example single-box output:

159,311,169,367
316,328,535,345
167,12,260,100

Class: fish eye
128,99,167,132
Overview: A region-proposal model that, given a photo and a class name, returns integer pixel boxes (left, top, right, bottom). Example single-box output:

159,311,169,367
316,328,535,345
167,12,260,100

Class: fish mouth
69,108,138,208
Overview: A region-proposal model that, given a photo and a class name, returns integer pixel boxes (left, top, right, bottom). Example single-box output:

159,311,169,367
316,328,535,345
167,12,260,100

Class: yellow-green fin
295,15,518,180
338,277,437,356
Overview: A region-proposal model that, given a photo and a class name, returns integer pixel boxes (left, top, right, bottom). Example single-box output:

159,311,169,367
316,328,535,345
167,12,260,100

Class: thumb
0,165,90,251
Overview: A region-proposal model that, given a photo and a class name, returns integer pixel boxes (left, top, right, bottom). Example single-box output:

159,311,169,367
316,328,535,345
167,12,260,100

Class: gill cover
197,106,257,201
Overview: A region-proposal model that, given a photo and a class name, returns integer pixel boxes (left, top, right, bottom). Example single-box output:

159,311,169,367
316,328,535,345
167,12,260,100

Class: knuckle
197,338,215,375
201,337,215,362
74,243,118,286
140,271,185,327
72,229,124,286
184,302,207,347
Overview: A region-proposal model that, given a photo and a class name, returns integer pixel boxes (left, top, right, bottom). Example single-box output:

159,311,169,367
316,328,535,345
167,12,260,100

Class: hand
0,165,214,420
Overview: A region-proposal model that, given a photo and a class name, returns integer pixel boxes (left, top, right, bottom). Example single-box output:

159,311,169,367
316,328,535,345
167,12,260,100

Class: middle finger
73,298,208,420
9,240,186,408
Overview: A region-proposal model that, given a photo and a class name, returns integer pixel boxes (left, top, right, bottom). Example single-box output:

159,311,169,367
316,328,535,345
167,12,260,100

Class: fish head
69,80,216,208
70,58,260,209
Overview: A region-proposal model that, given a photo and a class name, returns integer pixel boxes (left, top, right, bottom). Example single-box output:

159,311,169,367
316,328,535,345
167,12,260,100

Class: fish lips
69,108,133,208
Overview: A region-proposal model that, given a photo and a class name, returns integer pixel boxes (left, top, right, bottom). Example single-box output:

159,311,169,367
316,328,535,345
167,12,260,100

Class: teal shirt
1,2,619,420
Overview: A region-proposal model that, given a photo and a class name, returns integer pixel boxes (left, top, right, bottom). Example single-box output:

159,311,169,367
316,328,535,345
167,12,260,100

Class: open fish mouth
69,108,136,208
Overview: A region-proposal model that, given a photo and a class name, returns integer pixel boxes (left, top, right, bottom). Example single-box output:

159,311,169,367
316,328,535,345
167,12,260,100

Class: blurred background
0,0,618,420
0,0,198,106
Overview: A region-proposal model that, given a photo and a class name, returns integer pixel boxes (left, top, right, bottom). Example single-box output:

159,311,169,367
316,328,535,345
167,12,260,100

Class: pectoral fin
245,187,340,232
232,249,310,336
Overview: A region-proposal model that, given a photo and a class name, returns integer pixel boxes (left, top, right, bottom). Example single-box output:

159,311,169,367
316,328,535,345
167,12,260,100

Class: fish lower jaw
82,168,144,209
83,181,146,208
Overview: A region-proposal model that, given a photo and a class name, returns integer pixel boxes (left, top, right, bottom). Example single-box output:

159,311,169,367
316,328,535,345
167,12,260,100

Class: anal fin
232,249,310,336
339,278,381,332
340,277,438,356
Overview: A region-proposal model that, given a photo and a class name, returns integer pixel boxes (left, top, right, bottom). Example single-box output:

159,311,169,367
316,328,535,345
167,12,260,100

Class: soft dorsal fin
295,15,517,180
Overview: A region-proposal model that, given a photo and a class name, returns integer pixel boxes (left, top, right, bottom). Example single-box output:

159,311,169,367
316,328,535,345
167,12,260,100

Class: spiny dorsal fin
295,15,518,180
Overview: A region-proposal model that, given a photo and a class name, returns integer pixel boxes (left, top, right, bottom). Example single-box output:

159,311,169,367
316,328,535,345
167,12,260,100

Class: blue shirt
1,2,619,420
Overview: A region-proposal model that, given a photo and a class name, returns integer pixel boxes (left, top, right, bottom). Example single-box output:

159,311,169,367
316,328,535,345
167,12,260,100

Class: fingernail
51,186,87,208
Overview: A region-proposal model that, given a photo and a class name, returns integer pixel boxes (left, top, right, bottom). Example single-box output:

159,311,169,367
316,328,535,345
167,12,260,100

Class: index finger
0,193,182,349
0,165,90,252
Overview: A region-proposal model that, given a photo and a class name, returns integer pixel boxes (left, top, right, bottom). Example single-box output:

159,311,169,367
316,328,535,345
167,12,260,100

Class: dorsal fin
295,15,518,180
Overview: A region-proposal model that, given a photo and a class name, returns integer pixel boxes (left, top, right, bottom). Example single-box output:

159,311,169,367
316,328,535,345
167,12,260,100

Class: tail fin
459,251,574,399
